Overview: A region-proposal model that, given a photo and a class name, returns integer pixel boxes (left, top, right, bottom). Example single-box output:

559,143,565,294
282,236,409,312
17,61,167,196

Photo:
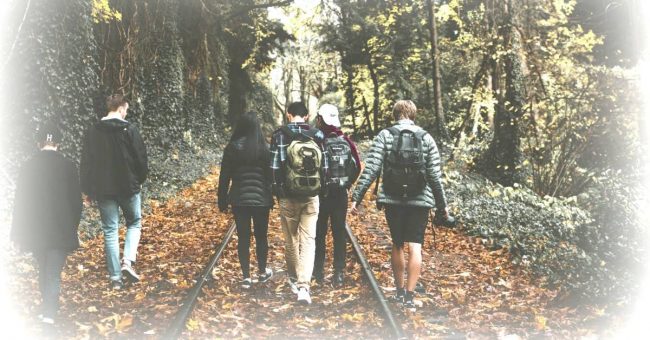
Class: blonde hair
392,100,417,121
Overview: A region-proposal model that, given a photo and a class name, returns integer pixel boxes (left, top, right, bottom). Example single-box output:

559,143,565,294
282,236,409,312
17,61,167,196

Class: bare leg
405,242,422,292
391,244,405,288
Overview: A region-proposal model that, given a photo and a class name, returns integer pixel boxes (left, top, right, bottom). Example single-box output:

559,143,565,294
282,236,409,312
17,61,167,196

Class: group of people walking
218,99,454,308
11,95,454,326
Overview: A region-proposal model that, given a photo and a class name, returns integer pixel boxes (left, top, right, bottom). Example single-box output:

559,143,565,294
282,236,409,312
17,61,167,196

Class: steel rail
162,221,237,340
345,223,407,340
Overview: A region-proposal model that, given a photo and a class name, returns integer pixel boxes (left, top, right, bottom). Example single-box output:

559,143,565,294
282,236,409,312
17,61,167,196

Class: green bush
447,168,643,304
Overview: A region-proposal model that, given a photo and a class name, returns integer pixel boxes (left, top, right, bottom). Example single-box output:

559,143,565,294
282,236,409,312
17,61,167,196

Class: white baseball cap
317,104,341,127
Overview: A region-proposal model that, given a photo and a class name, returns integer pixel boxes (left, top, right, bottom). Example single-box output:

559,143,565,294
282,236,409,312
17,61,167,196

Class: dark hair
106,94,128,112
36,123,63,145
287,102,308,117
230,111,269,164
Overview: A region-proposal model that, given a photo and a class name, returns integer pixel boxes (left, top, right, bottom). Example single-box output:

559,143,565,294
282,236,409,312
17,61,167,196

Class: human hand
434,208,456,227
83,195,93,207
350,201,359,215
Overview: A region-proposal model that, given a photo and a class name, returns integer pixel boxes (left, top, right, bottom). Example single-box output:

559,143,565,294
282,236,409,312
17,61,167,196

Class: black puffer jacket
218,138,273,209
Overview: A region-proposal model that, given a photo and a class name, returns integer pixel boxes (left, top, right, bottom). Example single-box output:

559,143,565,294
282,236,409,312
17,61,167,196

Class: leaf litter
6,167,623,338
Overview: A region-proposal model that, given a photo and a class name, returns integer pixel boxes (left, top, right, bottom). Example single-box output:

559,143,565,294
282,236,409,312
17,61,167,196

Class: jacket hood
321,124,343,137
96,118,129,131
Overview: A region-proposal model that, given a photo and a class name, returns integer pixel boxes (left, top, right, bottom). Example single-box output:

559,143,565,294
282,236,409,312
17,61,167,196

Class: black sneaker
403,291,416,310
391,287,405,303
111,279,124,290
415,282,426,293
258,268,273,283
241,277,252,289
332,271,344,287
312,271,324,284
121,261,140,283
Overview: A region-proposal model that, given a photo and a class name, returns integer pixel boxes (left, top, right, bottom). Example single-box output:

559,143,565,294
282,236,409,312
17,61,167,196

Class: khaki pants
279,196,319,290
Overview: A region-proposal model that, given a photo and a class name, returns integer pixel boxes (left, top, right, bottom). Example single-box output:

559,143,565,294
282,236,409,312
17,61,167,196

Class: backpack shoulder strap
280,126,297,139
386,127,400,148
414,129,428,141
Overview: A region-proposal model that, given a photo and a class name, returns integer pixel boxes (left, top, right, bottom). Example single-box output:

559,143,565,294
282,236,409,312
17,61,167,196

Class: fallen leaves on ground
7,167,623,338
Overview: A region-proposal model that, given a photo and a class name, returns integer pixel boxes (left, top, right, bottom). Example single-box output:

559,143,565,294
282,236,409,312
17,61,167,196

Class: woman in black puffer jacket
218,111,273,288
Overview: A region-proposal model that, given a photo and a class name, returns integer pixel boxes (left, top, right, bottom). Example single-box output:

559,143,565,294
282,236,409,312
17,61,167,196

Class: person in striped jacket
351,100,455,310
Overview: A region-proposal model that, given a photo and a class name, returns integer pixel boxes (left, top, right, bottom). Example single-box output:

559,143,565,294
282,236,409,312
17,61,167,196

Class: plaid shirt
270,122,328,193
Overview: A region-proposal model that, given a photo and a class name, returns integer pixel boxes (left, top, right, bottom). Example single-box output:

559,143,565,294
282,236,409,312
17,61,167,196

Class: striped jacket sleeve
423,133,447,211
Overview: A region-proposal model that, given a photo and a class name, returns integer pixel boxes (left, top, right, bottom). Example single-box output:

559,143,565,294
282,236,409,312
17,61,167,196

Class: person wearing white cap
313,104,361,286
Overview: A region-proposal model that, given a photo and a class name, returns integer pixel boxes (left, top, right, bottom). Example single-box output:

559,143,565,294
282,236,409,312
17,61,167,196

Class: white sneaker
241,278,252,289
297,287,311,305
121,261,140,282
288,278,299,294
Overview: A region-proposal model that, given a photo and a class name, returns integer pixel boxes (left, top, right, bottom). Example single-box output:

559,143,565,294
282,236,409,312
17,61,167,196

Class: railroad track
162,221,237,340
160,218,408,339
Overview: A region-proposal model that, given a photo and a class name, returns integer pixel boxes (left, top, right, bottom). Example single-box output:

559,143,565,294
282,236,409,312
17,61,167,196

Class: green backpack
281,127,322,197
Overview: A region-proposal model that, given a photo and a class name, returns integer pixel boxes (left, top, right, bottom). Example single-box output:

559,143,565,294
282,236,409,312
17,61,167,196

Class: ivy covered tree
475,0,525,186
1,0,100,163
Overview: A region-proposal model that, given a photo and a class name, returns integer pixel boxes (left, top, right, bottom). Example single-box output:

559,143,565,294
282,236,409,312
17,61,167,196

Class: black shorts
384,205,430,245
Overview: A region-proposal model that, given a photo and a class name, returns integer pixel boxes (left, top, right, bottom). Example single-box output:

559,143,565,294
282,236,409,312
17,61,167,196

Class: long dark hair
230,111,269,164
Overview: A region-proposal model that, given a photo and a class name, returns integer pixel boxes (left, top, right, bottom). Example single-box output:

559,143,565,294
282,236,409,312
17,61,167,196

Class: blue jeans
97,193,142,281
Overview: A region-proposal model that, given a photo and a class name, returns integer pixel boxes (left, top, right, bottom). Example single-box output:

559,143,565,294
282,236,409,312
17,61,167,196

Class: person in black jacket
218,111,274,289
80,94,148,289
313,104,361,287
11,124,82,325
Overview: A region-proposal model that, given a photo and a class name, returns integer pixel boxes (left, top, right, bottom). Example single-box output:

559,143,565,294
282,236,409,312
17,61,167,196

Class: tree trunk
298,65,307,104
367,58,380,133
426,0,449,143
477,0,524,186
361,94,374,138
343,59,358,136
227,61,250,125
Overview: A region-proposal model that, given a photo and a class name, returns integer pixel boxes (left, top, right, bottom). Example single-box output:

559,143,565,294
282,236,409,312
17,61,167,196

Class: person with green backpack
350,100,455,311
270,102,328,305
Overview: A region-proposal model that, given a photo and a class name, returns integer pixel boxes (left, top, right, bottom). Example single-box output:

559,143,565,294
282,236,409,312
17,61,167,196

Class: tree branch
227,0,293,20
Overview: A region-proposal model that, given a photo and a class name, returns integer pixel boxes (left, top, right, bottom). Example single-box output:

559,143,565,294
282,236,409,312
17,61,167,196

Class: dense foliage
0,0,291,166
316,0,645,304
0,0,645,307
447,169,644,305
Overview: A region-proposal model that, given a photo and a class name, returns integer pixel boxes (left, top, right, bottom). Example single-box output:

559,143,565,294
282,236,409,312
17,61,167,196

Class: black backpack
324,133,357,188
382,127,428,198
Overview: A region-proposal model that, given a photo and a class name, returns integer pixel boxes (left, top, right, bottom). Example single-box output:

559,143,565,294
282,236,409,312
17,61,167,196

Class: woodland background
0,0,647,320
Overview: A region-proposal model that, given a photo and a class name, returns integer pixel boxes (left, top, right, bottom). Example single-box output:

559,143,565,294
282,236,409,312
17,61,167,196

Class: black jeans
34,248,68,318
232,206,270,278
314,187,348,277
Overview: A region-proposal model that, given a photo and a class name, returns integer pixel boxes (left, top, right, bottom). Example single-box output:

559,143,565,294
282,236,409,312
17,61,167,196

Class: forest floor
7,167,624,339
